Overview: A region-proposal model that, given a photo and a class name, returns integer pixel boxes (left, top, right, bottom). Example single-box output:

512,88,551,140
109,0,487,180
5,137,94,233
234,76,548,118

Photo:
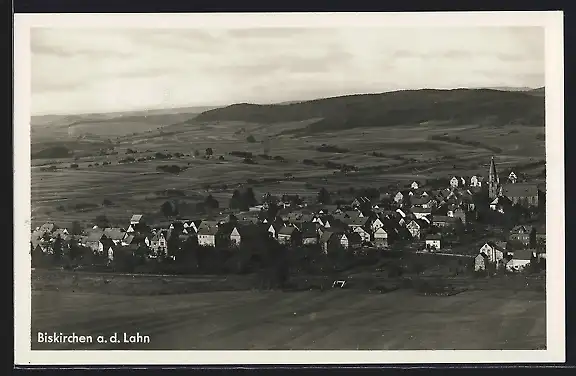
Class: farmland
30,115,545,229
31,270,546,350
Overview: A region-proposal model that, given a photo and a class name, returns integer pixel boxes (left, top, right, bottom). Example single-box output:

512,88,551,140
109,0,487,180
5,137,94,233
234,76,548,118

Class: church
487,156,540,208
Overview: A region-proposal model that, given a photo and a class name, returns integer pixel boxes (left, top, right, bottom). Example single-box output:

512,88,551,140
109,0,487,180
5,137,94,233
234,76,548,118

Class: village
30,156,546,279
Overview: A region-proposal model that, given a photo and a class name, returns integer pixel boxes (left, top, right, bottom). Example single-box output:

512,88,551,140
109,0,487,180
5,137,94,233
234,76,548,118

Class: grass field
31,284,546,350
30,113,546,229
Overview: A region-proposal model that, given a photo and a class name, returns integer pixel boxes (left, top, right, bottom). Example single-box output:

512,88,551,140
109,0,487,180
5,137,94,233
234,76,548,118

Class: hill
194,89,545,135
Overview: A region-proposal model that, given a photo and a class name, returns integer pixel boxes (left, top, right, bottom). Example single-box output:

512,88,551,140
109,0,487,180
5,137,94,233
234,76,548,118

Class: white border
14,11,565,365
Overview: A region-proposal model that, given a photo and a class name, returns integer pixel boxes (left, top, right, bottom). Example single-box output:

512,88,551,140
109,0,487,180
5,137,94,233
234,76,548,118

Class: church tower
488,156,500,199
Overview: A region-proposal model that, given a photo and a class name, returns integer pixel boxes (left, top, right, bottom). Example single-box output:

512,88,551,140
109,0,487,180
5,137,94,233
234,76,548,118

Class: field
31,270,546,350
30,111,546,228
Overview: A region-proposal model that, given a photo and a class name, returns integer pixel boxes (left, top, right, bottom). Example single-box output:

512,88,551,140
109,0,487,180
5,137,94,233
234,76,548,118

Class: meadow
31,273,546,351
30,110,546,229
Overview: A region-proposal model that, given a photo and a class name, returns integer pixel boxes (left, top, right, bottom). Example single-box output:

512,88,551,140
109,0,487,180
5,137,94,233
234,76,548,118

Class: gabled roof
512,249,534,261
86,231,106,242
197,226,219,235
130,214,144,223
349,217,369,226
103,228,125,241
510,225,534,234
278,226,298,236
319,230,335,243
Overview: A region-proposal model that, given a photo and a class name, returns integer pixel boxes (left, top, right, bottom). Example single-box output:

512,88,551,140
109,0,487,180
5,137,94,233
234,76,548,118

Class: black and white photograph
14,12,564,365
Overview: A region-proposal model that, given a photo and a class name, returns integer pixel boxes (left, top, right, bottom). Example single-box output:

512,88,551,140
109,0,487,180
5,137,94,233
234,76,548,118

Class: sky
30,27,545,115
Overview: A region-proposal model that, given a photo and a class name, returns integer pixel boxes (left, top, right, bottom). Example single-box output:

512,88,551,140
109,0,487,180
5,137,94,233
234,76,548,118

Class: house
229,226,242,246
150,231,168,255
421,197,437,210
450,177,460,188
470,175,484,187
452,208,467,225
351,196,370,209
346,216,369,229
411,207,432,220
489,196,513,213
474,253,489,271
197,225,218,247
406,219,426,239
506,249,534,271
393,191,404,204
410,180,426,190
277,226,301,246
353,226,371,243
103,228,126,245
509,225,535,247
478,241,506,265
432,215,458,228
535,223,546,248
85,231,110,255
121,233,150,248
371,217,385,232
508,171,518,184
130,214,145,225
501,183,539,207
373,227,389,248
302,227,318,245
265,222,282,239
39,222,58,235
319,231,340,253
339,232,362,249
425,234,442,251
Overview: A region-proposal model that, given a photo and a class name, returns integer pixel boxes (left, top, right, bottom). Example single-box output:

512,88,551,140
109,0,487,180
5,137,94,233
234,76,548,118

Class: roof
278,226,298,236
512,249,534,261
411,207,432,214
510,225,534,234
39,223,57,232
103,228,125,240
86,231,106,242
502,183,539,198
198,226,219,235
319,231,336,243
426,234,442,240
343,232,362,242
130,214,143,223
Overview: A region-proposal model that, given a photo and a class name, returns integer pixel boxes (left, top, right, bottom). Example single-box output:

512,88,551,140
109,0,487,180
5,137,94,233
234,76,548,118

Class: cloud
30,26,545,115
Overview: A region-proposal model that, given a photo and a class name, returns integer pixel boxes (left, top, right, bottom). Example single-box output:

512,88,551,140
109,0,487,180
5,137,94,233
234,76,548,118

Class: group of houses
31,157,545,272
473,224,546,273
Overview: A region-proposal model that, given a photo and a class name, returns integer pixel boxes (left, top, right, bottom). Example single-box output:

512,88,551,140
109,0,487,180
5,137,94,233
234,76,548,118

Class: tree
204,194,219,209
94,215,109,228
193,150,200,157
266,201,280,220
229,190,245,210
70,221,83,235
31,243,44,268
242,187,258,207
52,235,63,262
205,148,214,156
161,200,178,217
166,234,181,259
317,187,331,204
246,135,257,143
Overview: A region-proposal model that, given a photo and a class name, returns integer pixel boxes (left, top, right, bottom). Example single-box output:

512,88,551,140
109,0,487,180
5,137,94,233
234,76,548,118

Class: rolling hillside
195,88,545,135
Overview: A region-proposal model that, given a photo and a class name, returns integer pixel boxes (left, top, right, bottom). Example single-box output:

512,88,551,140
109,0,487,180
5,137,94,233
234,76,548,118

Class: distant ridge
194,88,545,135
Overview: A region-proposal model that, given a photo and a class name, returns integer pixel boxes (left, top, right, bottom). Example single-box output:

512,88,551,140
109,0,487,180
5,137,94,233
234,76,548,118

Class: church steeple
488,156,500,199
